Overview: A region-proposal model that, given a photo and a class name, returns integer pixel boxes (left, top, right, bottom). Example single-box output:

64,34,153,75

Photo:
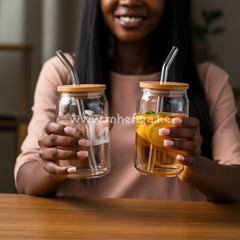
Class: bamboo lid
140,81,189,90
57,84,106,92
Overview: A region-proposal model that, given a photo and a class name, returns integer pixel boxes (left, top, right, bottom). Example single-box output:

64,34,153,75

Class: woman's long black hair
75,0,212,159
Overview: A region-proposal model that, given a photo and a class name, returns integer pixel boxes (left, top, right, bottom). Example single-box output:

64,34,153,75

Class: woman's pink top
14,54,240,201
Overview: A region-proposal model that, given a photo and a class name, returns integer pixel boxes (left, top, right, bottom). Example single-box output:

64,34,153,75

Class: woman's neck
110,37,160,75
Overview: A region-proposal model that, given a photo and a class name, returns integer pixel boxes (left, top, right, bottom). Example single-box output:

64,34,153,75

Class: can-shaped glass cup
135,81,189,177
56,84,110,179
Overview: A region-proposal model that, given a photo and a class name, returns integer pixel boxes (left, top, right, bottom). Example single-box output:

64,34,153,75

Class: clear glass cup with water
56,84,111,179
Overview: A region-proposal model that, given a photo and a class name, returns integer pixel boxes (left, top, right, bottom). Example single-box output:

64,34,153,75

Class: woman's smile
115,15,146,28
114,6,148,29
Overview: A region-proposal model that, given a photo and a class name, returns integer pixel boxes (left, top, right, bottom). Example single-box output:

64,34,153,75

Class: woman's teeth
119,16,143,22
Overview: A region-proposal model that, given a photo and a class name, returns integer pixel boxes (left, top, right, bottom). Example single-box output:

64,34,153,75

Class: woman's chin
114,33,150,44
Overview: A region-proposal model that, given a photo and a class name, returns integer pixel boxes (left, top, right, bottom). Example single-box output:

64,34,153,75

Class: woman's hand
159,117,203,183
38,122,89,181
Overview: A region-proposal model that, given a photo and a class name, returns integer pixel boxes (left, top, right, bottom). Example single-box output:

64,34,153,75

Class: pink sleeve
198,63,240,166
14,54,72,187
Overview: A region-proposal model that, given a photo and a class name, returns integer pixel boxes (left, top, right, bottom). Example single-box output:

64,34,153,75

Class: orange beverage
135,112,187,177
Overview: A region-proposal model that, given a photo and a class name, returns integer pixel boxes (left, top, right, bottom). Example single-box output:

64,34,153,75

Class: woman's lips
115,16,146,28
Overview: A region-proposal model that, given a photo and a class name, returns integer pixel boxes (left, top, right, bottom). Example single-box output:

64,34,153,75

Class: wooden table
0,194,240,240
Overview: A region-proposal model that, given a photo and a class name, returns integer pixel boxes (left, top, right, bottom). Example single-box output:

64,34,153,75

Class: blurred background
0,0,239,193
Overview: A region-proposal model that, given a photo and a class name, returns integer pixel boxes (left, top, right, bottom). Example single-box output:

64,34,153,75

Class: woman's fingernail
172,118,182,125
64,127,76,135
77,151,88,158
159,128,170,136
67,167,77,173
177,155,185,162
78,140,89,147
164,140,174,147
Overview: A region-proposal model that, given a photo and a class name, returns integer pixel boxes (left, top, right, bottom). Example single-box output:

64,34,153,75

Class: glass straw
55,50,80,85
55,50,98,173
147,46,179,172
160,46,179,84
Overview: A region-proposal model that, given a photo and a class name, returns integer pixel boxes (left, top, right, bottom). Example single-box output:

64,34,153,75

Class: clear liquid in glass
57,114,110,179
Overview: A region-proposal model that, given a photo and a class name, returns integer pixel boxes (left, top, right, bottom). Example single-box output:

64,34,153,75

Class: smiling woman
15,0,240,203
101,0,165,42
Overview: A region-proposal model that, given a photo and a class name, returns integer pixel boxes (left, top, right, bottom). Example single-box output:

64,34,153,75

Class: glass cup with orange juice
134,81,189,177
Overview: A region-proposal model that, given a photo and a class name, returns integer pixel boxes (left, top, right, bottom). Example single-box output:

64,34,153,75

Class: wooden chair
0,44,32,153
